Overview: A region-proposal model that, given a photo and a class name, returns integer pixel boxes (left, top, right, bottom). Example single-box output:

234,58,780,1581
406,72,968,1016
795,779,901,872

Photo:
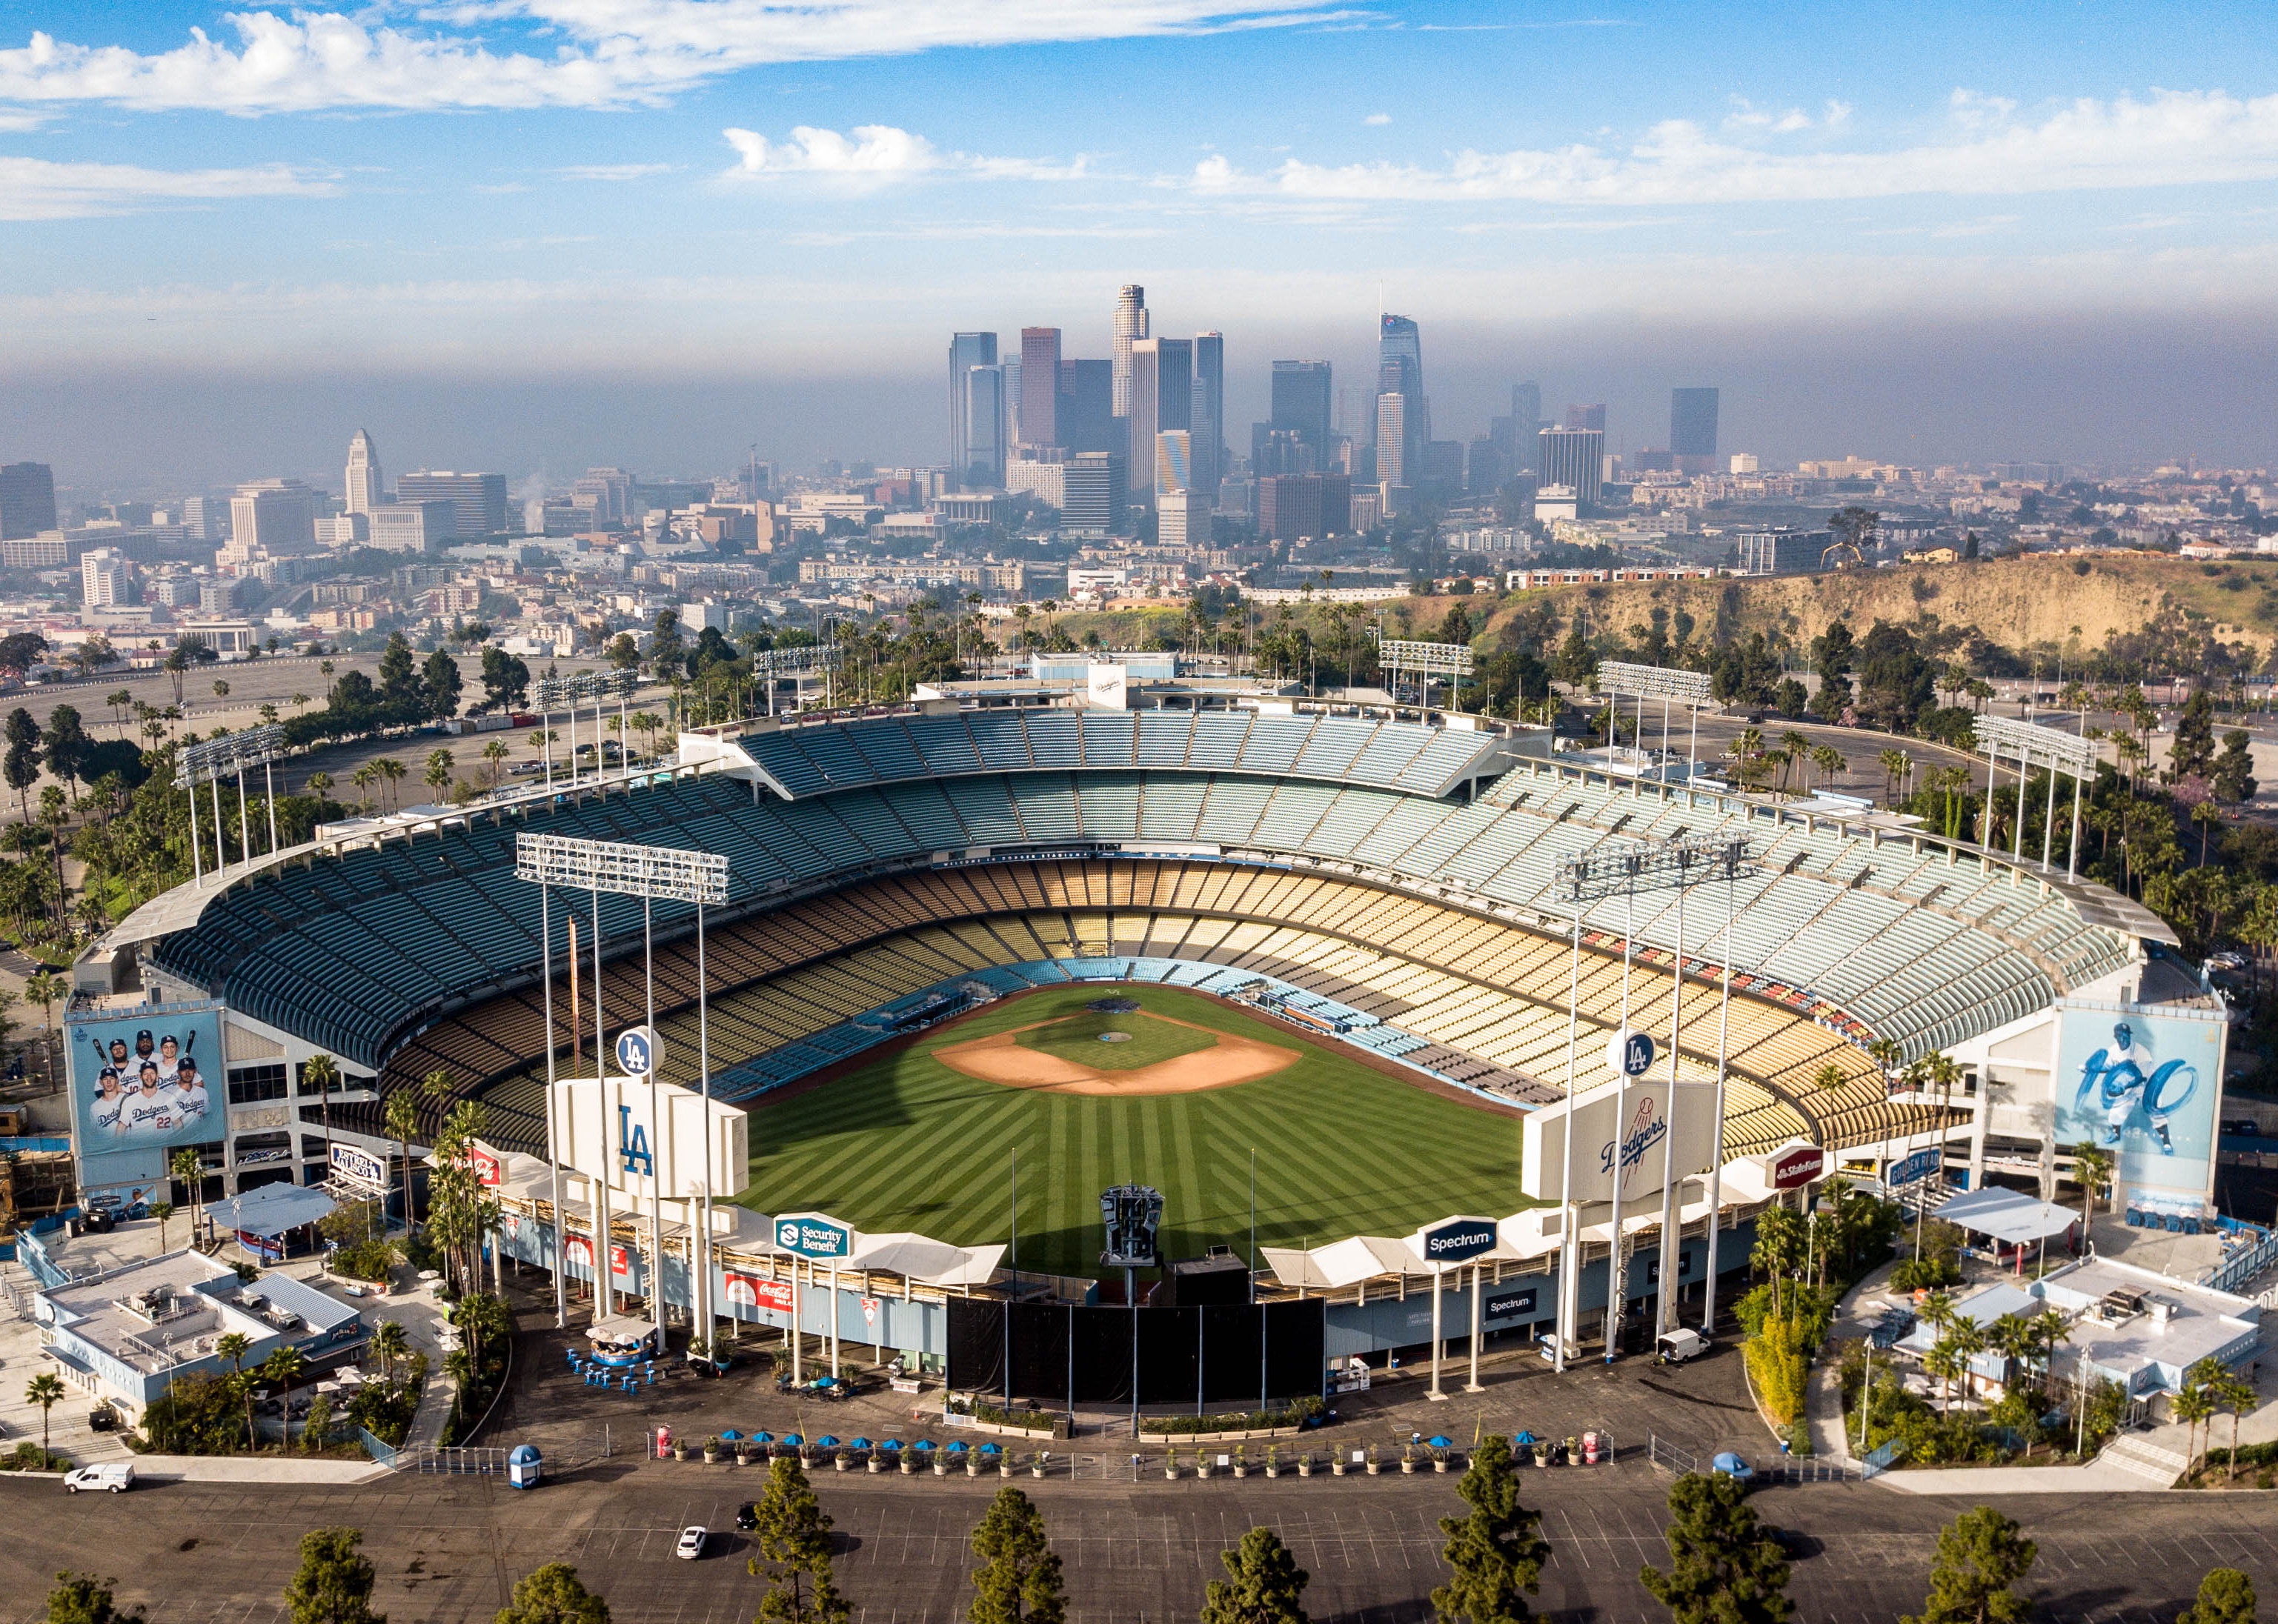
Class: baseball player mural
2054,1002,2225,1205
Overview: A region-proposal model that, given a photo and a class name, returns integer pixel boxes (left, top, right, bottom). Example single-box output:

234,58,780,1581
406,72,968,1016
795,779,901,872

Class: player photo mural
2053,1002,2225,1204
68,1009,223,1154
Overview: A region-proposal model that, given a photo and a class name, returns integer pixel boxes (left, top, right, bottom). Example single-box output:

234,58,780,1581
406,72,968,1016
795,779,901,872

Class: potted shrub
1198,1451,1213,1480
997,1452,1012,1479
866,1449,883,1474
703,1436,721,1464
1164,1450,1179,1481
832,1448,849,1472
1031,1449,1047,1479
1400,1444,1416,1475
931,1448,947,1477
966,1451,979,1478
1432,1443,1449,1474
1530,1440,1549,1469
1265,1445,1281,1480
1232,1444,1249,1480
1298,1451,1315,1478
1563,1436,1580,1466
900,1448,917,1476
1332,1451,1346,1477
1365,1445,1381,1477
673,1440,689,1462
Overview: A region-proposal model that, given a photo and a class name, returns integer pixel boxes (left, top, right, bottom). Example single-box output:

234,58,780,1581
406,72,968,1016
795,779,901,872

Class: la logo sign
614,1025,660,1079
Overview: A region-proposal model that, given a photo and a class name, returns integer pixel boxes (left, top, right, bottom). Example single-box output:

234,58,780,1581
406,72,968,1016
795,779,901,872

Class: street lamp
515,831,730,1338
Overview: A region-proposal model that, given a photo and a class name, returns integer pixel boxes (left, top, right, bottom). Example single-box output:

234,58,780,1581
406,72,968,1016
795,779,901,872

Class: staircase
2098,1430,2191,1486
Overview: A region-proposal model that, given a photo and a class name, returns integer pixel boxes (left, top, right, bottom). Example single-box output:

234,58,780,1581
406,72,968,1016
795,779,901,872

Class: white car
674,1526,707,1561
64,1463,134,1494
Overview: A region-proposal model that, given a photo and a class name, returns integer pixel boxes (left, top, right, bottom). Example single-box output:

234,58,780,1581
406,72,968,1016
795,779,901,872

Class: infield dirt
934,1011,1300,1094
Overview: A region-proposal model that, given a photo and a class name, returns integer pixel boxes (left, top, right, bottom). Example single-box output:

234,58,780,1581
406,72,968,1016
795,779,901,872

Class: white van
64,1462,134,1494
1655,1328,1708,1365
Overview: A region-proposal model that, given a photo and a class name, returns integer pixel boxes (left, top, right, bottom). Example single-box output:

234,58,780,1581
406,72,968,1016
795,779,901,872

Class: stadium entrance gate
947,1298,1326,1407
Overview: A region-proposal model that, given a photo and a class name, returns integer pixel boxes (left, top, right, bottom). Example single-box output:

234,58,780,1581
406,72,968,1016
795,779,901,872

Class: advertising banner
725,1273,795,1315
1519,1078,1720,1208
67,1003,223,1155
2052,1001,2225,1205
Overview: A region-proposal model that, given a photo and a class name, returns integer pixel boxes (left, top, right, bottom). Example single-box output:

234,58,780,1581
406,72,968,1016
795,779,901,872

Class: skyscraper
0,462,57,540
1190,332,1224,499
1564,403,1606,432
1020,327,1062,448
395,470,508,539
1058,359,1115,455
1155,430,1192,499
1125,338,1191,506
948,331,997,486
345,430,382,515
1537,427,1605,514
1112,285,1149,418
1374,393,1409,489
1512,382,1541,432
1269,361,1332,458
1377,315,1425,490
961,366,1006,487
1670,387,1719,474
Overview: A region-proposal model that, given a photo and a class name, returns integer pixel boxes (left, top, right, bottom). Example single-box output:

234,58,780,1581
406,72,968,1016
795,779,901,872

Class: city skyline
5,2,2278,480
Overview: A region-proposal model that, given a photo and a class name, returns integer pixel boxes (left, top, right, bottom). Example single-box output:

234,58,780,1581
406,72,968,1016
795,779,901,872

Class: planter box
1137,1425,1304,1445
940,1412,1067,1440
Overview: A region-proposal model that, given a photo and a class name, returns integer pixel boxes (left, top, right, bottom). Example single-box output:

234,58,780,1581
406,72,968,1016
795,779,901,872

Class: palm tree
376,757,407,811
350,762,377,813
290,691,311,716
423,748,454,801
1811,744,1844,793
23,969,58,1033
216,1330,254,1445
170,1146,205,1251
150,1199,174,1251
2175,1373,2218,1479
1939,1318,1987,1412
25,1371,64,1461
104,689,133,733
372,1319,409,1383
306,771,333,803
261,1345,309,1449
2069,1140,2112,1236
481,739,509,788
385,1088,420,1231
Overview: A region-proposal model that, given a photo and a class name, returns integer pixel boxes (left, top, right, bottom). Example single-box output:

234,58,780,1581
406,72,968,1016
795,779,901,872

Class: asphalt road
1,1457,2269,1624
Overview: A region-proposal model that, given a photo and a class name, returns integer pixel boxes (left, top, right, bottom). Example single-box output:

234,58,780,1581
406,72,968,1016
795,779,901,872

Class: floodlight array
1378,637,1475,676
1598,660,1713,705
535,668,640,709
751,645,844,677
514,831,730,904
174,723,285,788
1556,832,1753,904
1973,714,2100,776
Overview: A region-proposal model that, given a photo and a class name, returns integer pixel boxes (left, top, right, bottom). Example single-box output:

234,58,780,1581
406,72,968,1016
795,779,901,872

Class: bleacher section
136,710,2135,1163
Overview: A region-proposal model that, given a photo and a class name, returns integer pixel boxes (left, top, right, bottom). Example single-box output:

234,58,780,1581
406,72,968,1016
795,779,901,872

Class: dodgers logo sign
1605,1029,1655,1079
1599,1092,1669,1196
614,1025,660,1079
615,1105,654,1178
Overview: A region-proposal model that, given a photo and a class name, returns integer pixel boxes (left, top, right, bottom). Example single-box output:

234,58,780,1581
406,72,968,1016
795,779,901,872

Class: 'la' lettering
617,1105,654,1177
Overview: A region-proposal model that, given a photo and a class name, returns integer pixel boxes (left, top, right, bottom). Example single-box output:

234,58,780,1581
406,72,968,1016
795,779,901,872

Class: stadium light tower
535,669,640,792
516,831,730,1337
1972,714,2100,878
1553,831,1752,1368
1595,662,1714,792
1375,635,1474,713
174,724,285,885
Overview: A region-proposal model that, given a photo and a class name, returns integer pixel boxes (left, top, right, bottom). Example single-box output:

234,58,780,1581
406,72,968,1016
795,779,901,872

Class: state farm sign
1768,1142,1826,1191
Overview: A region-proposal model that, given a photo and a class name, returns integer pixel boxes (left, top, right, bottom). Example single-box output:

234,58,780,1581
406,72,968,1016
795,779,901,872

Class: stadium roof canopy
1933,1186,2079,1245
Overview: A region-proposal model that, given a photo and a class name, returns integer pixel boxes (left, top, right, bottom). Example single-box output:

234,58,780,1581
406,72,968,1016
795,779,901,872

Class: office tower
1466,436,1507,497
370,500,456,553
1002,356,1023,447
1257,473,1351,541
1112,285,1149,417
1190,332,1224,497
1019,327,1062,448
1058,359,1115,454
396,470,508,538
1670,387,1719,475
1564,403,1606,432
1419,440,1464,505
1270,361,1332,457
1126,338,1191,505
1158,489,1206,550
228,479,319,556
0,462,57,540
1374,393,1409,488
81,548,132,609
1512,382,1541,433
1537,427,1605,513
573,467,634,527
948,332,997,485
1060,451,1128,536
179,496,226,542
345,429,382,515
1378,314,1425,490
1155,430,1193,499
1250,427,1315,478
961,365,1006,487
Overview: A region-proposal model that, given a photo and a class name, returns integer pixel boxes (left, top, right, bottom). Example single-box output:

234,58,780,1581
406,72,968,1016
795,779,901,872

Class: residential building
1536,427,1605,514
1020,327,1062,448
345,429,383,514
80,548,132,609
368,499,456,554
228,479,319,559
1191,332,1224,498
1670,387,1719,475
961,365,1006,488
1112,284,1149,419
1257,473,1352,541
396,470,508,539
948,332,997,482
199,578,241,616
0,462,58,540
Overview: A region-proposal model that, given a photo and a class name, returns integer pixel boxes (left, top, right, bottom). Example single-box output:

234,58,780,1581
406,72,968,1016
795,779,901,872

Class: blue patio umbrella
911,1440,935,1452
783,1433,804,1448
1512,1431,1537,1445
879,1438,902,1451
849,1437,872,1451
1427,1436,1452,1449
978,1442,1002,1456
720,1429,743,1442
816,1435,840,1449
946,1440,970,1454
749,1431,774,1445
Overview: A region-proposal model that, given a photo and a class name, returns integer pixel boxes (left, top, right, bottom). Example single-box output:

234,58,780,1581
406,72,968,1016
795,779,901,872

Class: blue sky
5,1,2278,483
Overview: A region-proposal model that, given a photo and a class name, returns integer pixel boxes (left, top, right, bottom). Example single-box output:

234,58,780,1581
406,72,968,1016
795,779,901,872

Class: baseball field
733,982,1536,1279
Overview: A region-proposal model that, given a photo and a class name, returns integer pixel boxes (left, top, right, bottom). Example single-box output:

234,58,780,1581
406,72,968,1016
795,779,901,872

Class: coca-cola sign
1769,1142,1826,1190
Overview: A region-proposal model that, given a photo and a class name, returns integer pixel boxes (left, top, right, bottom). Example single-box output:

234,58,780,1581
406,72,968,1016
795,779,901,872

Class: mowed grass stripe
734,985,1535,1279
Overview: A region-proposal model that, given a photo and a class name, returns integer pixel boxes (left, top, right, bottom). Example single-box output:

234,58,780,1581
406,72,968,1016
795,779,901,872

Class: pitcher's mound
936,1009,1301,1095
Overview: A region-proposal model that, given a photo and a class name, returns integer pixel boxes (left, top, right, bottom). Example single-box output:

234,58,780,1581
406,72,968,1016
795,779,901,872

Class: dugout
947,1297,1325,1406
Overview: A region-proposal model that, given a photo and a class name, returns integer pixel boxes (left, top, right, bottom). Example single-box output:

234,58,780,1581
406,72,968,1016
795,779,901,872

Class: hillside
1481,552,2278,668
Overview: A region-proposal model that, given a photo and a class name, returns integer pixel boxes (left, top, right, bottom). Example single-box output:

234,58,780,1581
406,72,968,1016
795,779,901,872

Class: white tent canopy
1934,1187,2079,1245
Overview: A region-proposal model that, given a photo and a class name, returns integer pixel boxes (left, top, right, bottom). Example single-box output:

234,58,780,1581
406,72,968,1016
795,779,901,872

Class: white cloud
0,105,52,131
0,153,333,219
0,2,1329,114
721,124,1084,184
1193,90,2278,205
1364,113,1390,126
556,162,676,180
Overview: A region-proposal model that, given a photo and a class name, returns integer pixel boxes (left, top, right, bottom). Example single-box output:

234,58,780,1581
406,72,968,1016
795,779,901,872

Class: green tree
4,707,42,825
2169,690,2216,782
746,1457,850,1624
2068,1141,2111,1234
1638,1472,1792,1624
45,1573,142,1624
422,649,464,722
2214,731,2258,804
262,1345,310,1448
1902,1506,2036,1624
1432,1434,1550,1624
2177,1569,2256,1624
966,1486,1065,1624
44,705,90,806
1201,1527,1311,1624
284,1527,385,1624
25,1371,64,1459
495,1563,611,1624
377,634,418,700
215,1330,255,1445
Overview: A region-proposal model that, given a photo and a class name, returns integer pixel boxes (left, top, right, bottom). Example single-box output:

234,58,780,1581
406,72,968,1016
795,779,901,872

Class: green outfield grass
734,984,1537,1279
1011,1007,1218,1071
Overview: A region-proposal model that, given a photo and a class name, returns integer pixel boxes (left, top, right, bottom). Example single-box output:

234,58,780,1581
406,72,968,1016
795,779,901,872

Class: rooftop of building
41,1251,357,1377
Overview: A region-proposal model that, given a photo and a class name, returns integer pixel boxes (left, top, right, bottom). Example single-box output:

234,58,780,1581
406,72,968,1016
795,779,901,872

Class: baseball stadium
85,696,2188,1279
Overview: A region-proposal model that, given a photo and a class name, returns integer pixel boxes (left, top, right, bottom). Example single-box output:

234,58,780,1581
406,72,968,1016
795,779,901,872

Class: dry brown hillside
1478,552,2278,664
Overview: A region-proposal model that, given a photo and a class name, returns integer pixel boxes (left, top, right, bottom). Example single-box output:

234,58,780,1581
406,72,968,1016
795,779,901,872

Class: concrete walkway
1872,1459,2171,1494
129,1454,391,1484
